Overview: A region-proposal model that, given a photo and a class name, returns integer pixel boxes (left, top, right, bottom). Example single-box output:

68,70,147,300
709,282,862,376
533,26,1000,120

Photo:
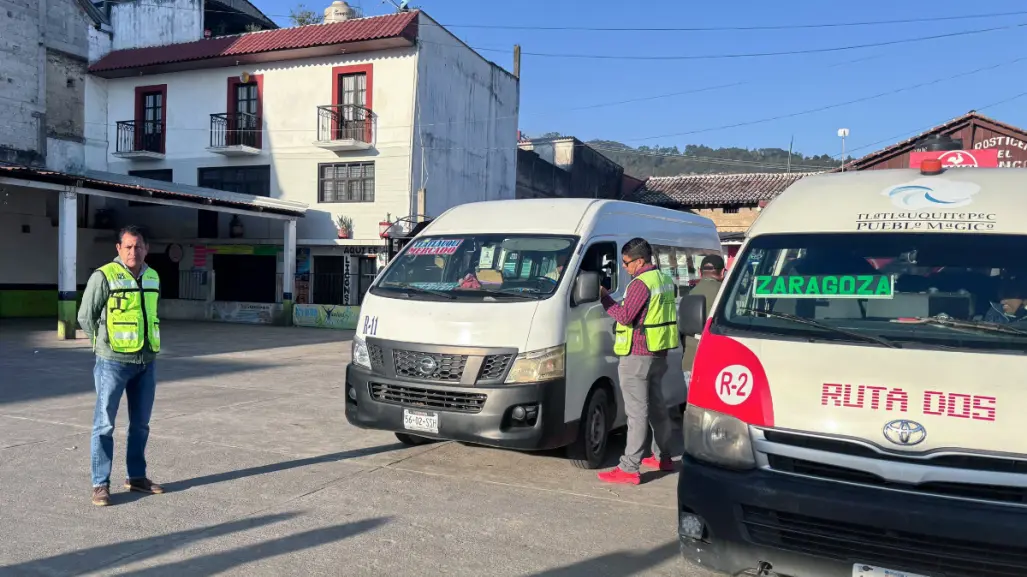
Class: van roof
424,198,717,236
748,168,1027,238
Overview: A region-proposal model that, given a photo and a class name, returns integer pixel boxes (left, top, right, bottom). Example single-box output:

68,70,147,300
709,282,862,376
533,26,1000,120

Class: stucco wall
102,49,419,243
111,0,204,51
410,13,519,218
0,0,46,164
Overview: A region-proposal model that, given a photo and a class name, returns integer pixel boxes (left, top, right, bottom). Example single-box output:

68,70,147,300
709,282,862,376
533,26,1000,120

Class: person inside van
984,274,1027,325
682,255,726,378
597,238,678,485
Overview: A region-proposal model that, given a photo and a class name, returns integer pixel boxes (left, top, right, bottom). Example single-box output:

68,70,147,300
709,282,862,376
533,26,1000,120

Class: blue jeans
91,358,157,487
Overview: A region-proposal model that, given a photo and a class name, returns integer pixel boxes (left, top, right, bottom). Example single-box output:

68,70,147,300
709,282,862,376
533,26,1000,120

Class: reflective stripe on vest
98,262,161,354
613,269,679,356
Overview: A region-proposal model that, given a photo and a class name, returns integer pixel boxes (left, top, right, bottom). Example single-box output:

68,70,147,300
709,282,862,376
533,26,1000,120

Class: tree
289,4,323,26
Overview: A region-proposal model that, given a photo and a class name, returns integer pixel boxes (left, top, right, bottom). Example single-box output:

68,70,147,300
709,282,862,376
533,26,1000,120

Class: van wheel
566,388,610,470
395,432,435,446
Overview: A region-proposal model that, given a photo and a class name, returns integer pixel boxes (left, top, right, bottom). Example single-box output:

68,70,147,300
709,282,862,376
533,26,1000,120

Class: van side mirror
678,294,707,335
573,271,600,305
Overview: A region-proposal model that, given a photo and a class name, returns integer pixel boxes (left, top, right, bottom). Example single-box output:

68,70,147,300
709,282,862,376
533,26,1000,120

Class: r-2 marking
362,315,378,336
715,365,754,406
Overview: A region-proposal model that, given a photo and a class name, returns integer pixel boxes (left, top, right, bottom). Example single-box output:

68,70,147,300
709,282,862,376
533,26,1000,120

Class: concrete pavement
0,320,715,576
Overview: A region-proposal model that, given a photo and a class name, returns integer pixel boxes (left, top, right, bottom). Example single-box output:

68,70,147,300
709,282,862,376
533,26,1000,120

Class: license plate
403,409,439,434
853,564,930,577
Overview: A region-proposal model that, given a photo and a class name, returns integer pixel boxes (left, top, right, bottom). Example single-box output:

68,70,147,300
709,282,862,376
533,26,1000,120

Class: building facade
516,136,627,200
1,3,518,324
85,6,518,308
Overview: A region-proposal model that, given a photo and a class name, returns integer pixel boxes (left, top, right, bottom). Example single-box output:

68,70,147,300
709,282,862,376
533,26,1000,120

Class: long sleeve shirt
601,264,663,356
78,257,159,365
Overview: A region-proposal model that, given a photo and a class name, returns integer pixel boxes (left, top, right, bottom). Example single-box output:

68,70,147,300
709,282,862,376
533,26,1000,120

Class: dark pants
90,358,157,487
617,355,673,473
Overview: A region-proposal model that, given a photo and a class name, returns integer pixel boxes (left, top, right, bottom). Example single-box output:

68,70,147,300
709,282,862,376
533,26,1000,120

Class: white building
0,1,519,328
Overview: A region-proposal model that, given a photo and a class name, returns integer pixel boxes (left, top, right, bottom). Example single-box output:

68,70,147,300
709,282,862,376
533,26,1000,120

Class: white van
675,164,1027,577
344,198,722,468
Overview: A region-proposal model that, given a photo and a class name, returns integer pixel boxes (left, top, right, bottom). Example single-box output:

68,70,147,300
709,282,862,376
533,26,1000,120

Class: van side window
652,245,682,296
581,242,618,292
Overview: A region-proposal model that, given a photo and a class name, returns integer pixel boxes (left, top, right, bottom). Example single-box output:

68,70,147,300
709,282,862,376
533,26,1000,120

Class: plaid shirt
601,264,665,356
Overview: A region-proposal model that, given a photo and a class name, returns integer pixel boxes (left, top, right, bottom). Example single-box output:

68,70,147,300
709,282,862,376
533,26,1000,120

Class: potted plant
335,214,353,239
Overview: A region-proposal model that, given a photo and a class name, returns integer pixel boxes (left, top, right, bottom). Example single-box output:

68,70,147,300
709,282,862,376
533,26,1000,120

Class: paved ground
0,320,715,577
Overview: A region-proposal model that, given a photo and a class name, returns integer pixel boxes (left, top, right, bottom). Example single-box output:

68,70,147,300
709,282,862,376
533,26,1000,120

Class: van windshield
373,234,579,301
716,233,1027,353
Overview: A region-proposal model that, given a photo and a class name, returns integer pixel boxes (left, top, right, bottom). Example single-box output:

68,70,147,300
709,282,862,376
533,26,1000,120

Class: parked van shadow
0,512,299,576
120,517,389,576
525,540,681,576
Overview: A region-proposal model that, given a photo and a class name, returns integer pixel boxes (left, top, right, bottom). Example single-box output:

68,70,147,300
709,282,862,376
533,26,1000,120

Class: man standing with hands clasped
78,226,165,506
597,238,679,485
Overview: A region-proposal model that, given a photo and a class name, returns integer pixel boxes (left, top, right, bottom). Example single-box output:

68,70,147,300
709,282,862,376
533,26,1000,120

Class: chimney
323,1,355,23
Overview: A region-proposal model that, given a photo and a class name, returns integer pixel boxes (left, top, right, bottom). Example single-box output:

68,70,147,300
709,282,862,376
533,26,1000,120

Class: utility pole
787,135,793,173
837,128,849,171
513,44,521,78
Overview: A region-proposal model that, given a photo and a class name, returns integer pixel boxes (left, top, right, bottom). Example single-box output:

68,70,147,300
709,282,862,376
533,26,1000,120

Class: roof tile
89,11,419,73
626,172,819,207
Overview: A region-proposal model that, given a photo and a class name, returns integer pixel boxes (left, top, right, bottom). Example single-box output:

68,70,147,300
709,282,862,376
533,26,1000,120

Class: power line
459,21,1026,60
623,56,1027,143
438,10,1027,32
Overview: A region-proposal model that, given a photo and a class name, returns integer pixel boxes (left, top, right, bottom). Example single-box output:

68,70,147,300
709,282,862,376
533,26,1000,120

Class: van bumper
677,455,1027,577
344,363,578,450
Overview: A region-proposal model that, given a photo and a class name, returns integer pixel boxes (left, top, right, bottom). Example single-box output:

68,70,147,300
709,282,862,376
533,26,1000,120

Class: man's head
700,255,726,281
997,275,1026,315
621,238,652,277
117,226,148,271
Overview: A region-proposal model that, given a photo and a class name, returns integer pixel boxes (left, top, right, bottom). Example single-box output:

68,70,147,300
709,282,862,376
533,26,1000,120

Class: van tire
395,432,435,446
566,388,611,470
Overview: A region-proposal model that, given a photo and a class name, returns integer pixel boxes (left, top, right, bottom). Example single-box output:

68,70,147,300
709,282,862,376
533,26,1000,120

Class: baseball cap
701,255,726,272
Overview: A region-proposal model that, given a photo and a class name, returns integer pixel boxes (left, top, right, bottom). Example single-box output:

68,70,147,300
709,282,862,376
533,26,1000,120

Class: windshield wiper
468,288,541,300
749,309,901,349
893,316,1027,337
383,285,456,300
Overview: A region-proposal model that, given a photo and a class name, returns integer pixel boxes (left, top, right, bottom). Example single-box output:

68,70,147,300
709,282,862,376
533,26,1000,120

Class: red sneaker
641,456,675,472
597,467,641,485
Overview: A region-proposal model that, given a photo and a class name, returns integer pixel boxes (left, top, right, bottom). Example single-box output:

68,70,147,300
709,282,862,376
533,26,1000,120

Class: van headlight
504,345,565,383
352,335,371,369
683,405,755,470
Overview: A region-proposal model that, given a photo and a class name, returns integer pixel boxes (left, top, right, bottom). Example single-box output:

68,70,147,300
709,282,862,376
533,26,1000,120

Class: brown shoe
92,484,111,506
124,477,165,494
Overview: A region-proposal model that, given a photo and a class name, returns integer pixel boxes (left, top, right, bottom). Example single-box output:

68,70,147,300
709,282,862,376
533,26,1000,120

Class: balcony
313,104,375,152
207,112,263,156
113,120,165,160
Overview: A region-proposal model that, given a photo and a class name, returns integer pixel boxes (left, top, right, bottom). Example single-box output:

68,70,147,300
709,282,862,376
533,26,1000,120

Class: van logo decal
882,419,927,446
880,178,980,210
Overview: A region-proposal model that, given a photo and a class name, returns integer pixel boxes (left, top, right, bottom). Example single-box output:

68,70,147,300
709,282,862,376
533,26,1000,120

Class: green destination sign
753,275,894,299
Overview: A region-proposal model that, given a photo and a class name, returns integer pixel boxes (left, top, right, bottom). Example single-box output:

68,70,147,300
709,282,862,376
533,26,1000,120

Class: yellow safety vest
98,262,161,354
613,269,679,356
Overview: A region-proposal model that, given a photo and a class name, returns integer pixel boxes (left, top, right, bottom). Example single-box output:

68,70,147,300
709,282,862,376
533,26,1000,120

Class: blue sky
259,0,1027,159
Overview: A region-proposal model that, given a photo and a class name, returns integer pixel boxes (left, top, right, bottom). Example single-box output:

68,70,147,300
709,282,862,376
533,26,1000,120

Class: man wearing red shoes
597,238,679,485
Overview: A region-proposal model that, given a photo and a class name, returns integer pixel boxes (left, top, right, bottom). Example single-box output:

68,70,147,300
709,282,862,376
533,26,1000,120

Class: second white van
344,198,722,468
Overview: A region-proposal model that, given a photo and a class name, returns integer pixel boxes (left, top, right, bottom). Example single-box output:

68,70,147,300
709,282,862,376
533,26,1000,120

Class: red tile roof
89,11,419,74
626,172,819,207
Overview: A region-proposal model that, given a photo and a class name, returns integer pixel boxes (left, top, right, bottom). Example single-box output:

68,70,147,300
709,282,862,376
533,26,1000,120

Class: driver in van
984,274,1027,325
597,238,678,485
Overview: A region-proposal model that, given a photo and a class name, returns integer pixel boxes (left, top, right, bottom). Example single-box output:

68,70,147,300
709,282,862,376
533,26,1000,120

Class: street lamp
837,128,849,171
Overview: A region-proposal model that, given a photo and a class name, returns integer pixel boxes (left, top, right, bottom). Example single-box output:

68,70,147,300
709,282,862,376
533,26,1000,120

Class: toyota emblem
882,419,926,446
417,355,438,375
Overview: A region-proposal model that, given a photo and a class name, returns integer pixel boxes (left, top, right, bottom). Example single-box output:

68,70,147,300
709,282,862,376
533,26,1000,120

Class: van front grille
369,382,486,413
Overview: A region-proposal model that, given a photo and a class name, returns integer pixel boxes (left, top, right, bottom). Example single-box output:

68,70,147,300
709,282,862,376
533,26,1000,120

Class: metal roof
625,172,821,207
0,164,307,218
88,10,419,75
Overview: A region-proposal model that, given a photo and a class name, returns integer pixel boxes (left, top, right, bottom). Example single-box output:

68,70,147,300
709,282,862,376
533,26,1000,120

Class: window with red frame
134,85,166,153
332,65,373,143
227,75,263,148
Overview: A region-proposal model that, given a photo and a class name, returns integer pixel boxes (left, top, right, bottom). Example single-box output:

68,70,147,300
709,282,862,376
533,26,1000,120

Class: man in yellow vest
77,226,164,506
597,238,679,485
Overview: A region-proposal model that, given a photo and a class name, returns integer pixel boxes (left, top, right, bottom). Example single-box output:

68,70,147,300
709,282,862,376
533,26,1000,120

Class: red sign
909,149,999,169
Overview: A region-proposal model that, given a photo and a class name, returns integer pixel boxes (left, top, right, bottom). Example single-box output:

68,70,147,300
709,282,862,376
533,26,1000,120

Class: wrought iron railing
115,120,164,153
316,104,375,144
209,112,262,149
